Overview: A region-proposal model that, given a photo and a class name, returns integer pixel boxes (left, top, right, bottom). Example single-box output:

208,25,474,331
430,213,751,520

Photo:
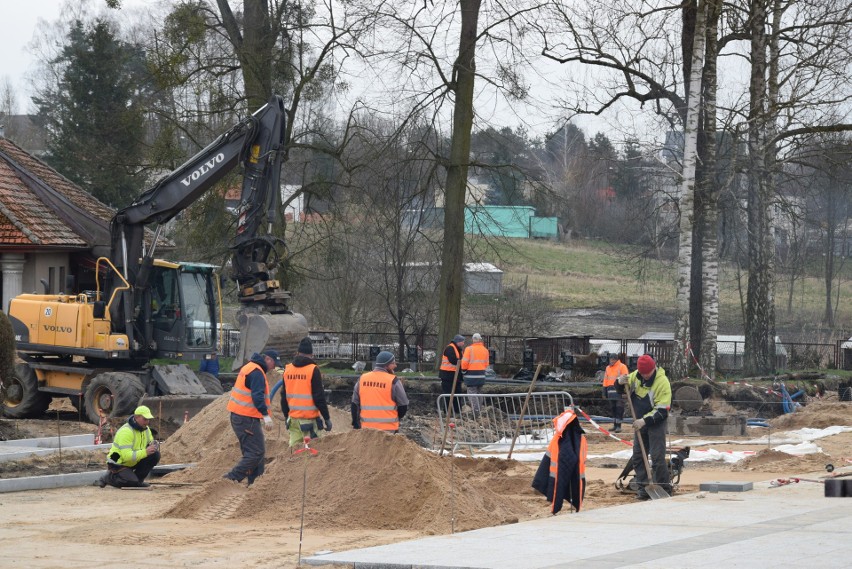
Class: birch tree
671,0,707,380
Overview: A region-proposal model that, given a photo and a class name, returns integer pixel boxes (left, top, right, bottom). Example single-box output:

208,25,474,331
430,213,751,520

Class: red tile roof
0,137,114,249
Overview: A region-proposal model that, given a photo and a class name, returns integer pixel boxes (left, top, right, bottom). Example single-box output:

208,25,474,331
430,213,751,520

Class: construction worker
439,334,466,415
617,353,672,500
602,352,628,432
460,333,489,414
351,351,409,432
281,337,332,447
532,406,587,513
96,405,160,488
223,350,279,485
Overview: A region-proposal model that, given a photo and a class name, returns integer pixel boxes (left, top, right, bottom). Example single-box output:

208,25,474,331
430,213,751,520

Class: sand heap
162,427,542,534
769,400,852,430
733,447,833,473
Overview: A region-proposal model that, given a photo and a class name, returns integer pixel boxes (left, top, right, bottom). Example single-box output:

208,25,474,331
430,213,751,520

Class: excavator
3,95,307,424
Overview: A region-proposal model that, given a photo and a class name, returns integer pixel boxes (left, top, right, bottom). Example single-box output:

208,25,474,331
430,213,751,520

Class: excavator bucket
232,310,309,370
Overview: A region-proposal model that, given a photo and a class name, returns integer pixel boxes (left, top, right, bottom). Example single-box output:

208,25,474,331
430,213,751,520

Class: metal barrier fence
435,392,574,455
215,327,852,372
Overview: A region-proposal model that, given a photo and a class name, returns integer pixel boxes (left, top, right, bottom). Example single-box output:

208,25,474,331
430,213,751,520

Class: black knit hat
298,337,313,355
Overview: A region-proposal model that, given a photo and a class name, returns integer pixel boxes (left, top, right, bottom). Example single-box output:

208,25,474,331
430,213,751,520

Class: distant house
464,262,503,294
0,136,166,312
465,205,558,239
403,261,503,295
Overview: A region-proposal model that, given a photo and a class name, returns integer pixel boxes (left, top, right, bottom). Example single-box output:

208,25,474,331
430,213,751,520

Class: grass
470,236,852,333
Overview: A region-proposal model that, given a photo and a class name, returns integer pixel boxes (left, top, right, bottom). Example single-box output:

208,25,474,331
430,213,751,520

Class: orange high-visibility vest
461,342,489,372
548,408,587,513
603,361,628,388
284,363,320,419
440,343,461,372
227,361,270,419
358,370,399,431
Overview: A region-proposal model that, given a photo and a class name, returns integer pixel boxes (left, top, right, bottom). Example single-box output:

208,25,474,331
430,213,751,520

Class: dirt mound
733,447,833,473
162,429,541,534
159,394,353,464
768,401,852,430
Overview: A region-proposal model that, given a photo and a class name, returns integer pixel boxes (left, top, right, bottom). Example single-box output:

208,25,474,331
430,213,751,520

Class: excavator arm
108,95,294,350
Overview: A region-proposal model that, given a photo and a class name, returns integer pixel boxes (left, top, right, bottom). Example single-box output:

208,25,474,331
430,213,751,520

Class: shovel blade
645,483,670,500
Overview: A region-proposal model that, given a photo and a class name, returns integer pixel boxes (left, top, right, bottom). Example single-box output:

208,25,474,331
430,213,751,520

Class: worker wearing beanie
439,334,467,414
616,354,672,499
460,333,489,414
281,337,332,447
351,351,409,432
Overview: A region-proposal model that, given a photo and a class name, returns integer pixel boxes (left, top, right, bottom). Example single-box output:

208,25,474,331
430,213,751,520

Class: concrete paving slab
305,480,852,569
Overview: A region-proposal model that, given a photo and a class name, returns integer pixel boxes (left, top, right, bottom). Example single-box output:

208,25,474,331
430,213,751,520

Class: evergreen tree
34,19,149,208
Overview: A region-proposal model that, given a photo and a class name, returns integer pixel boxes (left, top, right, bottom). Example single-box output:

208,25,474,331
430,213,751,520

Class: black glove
315,417,325,431
324,418,333,432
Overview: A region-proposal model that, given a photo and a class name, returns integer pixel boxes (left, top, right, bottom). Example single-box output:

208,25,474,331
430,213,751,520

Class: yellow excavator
3,95,307,424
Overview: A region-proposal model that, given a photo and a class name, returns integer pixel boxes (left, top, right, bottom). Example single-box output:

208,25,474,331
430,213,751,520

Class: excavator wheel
196,371,225,395
84,372,145,425
1,363,51,418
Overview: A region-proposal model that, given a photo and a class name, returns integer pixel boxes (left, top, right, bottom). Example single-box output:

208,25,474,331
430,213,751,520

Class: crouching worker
97,405,160,488
282,337,332,447
532,407,587,513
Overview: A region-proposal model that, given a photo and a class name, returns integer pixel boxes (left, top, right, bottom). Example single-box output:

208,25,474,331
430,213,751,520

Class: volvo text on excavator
3,95,307,424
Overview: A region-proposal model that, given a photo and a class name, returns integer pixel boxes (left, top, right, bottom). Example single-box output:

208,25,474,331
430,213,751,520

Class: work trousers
288,417,321,447
102,451,160,488
465,384,483,413
440,372,464,415
631,420,671,495
604,387,624,427
225,413,266,485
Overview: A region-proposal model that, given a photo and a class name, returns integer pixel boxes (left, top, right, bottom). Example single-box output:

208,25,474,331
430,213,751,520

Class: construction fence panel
435,391,574,456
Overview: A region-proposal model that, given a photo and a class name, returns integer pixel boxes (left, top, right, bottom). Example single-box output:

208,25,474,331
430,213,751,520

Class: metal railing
435,392,574,455
214,327,852,372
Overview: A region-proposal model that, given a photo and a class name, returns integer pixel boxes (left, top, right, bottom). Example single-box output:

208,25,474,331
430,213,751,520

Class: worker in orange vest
351,351,409,432
602,352,629,432
223,350,279,486
460,333,489,414
439,334,466,414
281,337,332,447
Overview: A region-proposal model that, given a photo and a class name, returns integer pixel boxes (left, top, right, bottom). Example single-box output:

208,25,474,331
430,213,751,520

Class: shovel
624,380,669,500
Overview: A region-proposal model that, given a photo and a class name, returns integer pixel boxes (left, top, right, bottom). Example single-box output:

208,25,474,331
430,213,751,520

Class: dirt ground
0,396,850,568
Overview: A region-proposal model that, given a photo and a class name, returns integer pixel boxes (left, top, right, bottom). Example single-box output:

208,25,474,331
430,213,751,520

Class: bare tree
672,0,707,380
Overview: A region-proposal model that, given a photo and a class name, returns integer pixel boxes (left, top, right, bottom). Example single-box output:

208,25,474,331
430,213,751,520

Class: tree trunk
699,0,721,379
436,0,482,369
217,0,274,111
744,0,775,375
672,0,707,380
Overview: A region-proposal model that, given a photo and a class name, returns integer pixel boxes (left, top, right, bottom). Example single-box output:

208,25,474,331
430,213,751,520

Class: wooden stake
507,363,542,460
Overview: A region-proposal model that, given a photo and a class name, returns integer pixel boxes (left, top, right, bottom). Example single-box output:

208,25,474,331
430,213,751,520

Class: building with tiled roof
0,135,118,311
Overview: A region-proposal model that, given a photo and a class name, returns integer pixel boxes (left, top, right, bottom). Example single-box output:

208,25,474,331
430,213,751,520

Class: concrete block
672,414,746,436
699,481,753,493
0,434,94,449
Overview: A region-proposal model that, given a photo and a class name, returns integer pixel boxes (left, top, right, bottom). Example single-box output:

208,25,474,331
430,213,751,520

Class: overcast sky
0,0,650,144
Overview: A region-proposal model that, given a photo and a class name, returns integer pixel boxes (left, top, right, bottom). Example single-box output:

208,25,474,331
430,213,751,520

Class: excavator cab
143,261,218,359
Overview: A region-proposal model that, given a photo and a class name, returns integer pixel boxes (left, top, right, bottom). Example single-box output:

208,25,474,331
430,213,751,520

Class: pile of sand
769,400,852,430
733,447,833,473
161,427,542,534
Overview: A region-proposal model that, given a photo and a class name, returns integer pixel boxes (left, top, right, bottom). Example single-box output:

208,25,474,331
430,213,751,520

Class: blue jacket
199,356,220,378
244,353,271,417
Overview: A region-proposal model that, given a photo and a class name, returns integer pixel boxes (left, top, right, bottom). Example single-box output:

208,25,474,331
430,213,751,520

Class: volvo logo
43,325,72,333
180,153,225,186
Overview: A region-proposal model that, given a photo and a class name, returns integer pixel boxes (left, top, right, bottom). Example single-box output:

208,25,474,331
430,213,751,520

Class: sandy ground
0,399,850,568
